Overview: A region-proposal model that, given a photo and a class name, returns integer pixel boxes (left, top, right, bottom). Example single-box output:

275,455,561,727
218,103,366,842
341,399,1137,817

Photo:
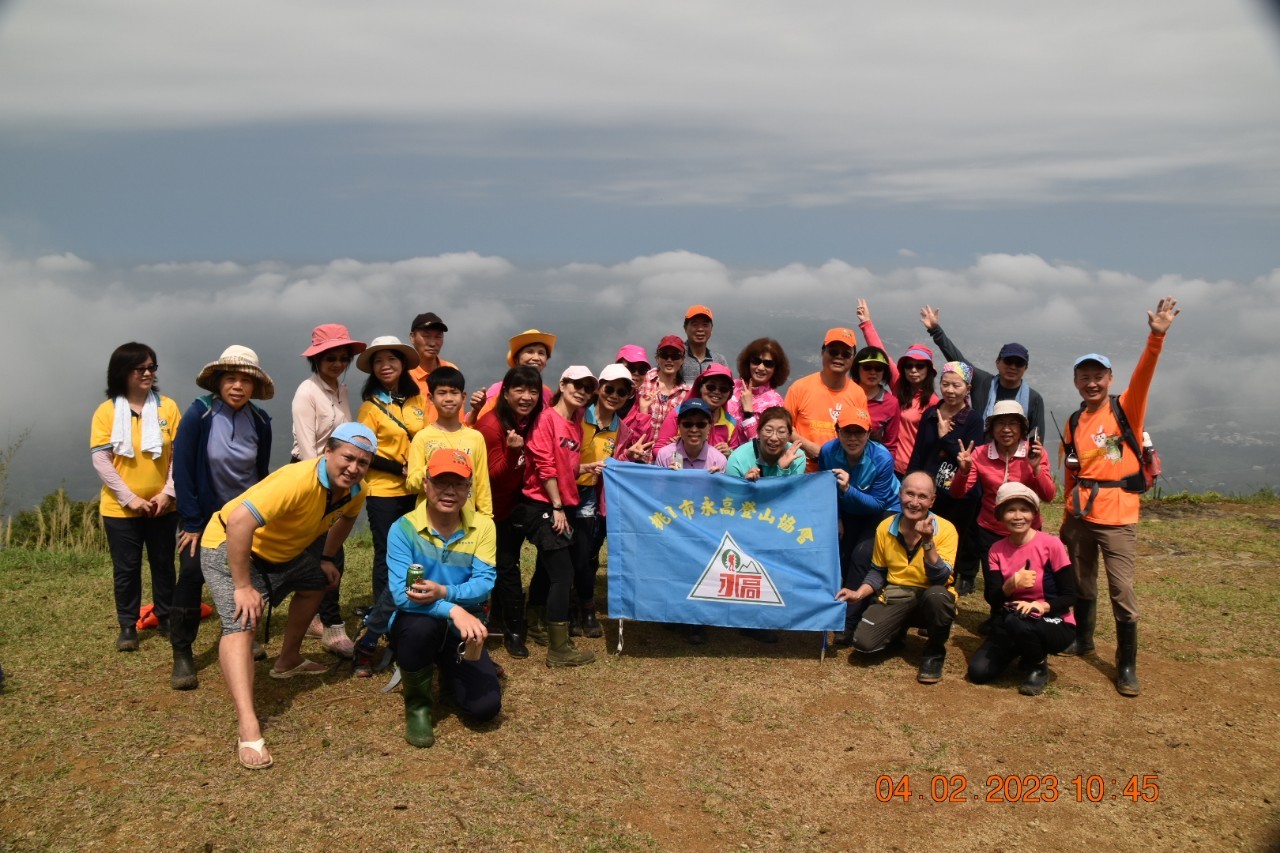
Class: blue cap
677,398,713,420
331,422,378,454
1073,353,1112,370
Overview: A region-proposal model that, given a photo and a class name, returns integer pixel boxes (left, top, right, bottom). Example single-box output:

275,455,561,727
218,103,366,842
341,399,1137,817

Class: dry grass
2,498,1279,851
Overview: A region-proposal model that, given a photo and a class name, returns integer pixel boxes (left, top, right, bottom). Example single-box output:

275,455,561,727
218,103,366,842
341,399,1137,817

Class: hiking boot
917,622,952,684
526,605,549,646
546,621,595,667
1115,621,1140,697
401,666,436,747
581,603,603,639
569,606,584,638
1057,599,1096,656
956,577,976,596
1019,660,1050,696
117,626,139,652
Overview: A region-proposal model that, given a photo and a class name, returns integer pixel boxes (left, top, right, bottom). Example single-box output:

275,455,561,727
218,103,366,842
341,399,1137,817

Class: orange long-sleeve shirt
1063,332,1164,526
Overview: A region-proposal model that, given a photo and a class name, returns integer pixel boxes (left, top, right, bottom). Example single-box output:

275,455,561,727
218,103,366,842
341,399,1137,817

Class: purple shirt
654,439,727,471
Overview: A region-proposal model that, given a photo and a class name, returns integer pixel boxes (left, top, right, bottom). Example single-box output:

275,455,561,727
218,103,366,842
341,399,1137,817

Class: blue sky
1,2,1278,276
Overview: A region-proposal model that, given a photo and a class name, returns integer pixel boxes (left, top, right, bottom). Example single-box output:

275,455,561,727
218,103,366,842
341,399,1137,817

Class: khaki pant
1059,514,1138,623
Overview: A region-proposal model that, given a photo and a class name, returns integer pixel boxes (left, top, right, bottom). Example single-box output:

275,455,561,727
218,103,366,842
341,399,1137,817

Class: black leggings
103,513,178,626
968,611,1076,681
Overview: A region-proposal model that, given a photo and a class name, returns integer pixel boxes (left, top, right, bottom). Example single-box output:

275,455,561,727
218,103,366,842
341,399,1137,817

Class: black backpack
1066,395,1151,495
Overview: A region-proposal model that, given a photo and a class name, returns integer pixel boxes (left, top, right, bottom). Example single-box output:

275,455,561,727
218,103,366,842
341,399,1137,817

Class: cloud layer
2,244,1276,512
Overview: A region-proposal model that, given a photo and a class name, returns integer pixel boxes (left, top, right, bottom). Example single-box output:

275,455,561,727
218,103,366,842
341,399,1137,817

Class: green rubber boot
526,605,549,646
401,666,436,748
546,621,595,668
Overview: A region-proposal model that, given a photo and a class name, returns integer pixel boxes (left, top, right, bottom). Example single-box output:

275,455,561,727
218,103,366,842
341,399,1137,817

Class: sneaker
321,624,354,659
306,616,324,640
352,643,377,678
1019,661,1049,696
581,610,603,639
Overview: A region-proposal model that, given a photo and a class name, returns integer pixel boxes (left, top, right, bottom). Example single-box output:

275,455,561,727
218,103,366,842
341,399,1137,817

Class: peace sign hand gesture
955,439,975,472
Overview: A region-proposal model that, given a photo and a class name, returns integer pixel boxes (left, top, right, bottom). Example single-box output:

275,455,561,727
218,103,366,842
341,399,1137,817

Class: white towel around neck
109,393,164,459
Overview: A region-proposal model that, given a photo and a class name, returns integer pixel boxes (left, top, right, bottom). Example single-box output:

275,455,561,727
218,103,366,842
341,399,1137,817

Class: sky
0,1,1278,509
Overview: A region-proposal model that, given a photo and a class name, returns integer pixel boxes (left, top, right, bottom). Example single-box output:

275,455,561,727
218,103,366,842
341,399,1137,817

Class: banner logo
688,532,785,606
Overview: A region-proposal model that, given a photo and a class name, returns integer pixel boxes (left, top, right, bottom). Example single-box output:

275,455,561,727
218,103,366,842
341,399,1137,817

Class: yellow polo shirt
871,512,959,593
405,424,492,517
202,458,366,563
90,395,182,518
356,394,428,497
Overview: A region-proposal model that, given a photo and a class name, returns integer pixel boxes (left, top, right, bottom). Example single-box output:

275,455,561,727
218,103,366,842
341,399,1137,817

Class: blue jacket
173,395,272,534
818,438,901,518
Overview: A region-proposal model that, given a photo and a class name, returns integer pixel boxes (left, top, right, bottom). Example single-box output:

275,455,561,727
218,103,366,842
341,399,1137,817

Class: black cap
411,312,448,332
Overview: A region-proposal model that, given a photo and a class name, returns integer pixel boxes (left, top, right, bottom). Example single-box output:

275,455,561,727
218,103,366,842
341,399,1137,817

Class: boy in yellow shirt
406,367,492,517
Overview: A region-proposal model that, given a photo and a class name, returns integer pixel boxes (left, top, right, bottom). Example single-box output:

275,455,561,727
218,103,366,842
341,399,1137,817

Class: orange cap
684,304,714,321
823,328,856,348
837,406,872,431
427,448,473,479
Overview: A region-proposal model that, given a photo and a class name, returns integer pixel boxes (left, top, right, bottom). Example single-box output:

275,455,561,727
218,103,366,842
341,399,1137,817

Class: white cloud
0,1,1276,207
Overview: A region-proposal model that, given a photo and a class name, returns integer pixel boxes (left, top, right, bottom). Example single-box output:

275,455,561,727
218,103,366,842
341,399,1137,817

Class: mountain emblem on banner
687,531,785,606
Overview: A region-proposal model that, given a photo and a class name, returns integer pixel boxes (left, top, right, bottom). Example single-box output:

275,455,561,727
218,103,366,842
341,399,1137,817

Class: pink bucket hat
302,324,367,358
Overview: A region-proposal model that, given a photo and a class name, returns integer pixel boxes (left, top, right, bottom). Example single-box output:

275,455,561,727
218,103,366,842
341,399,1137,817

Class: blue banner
603,462,844,631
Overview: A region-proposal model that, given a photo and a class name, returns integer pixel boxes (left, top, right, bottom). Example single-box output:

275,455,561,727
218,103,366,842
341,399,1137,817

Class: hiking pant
392,612,501,721
104,513,178,627
1059,515,1138,622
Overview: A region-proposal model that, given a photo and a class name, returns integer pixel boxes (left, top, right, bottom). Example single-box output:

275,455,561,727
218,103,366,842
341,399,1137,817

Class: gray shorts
200,543,328,635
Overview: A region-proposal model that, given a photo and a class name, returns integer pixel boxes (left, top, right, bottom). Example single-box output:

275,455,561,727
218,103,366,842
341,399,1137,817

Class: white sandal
237,738,273,770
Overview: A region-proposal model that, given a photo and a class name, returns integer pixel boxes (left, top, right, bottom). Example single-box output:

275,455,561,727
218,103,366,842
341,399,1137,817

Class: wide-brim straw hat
356,335,421,373
506,329,557,368
196,345,275,400
301,323,367,358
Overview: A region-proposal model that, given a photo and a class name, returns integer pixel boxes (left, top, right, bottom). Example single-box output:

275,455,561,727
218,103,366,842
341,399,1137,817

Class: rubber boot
526,605,549,646
401,666,436,747
1019,660,1050,696
581,600,603,639
917,622,952,684
116,625,139,652
168,607,201,690
1057,599,1096,656
1115,621,1140,697
569,604,583,638
504,614,530,659
546,621,595,668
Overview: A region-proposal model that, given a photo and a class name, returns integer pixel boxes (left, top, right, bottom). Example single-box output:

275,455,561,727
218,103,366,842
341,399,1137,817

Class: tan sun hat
356,335,420,373
985,399,1030,435
994,481,1040,514
196,345,275,400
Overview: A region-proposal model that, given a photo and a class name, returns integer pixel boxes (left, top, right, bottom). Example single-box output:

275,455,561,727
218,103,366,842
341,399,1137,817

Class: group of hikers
88,295,1181,768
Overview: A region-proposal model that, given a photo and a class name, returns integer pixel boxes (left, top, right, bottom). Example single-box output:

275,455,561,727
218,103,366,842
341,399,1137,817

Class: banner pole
820,630,827,664
616,618,624,655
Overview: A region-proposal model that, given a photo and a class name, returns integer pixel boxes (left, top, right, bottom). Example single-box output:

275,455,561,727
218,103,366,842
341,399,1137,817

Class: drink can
406,563,424,589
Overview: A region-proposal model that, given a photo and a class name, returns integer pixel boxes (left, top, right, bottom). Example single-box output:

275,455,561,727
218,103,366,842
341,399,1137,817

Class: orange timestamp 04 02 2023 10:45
873,773,1161,805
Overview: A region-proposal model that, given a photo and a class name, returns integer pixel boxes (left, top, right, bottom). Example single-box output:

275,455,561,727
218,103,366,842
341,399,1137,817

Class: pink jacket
522,407,584,508
726,378,785,441
950,441,1056,534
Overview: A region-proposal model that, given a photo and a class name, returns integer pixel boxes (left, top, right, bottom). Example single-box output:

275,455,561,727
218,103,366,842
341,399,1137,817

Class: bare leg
219,630,270,767
273,590,325,672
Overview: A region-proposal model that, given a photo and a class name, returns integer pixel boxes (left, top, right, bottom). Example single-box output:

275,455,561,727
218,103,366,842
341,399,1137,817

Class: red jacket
522,407,584,507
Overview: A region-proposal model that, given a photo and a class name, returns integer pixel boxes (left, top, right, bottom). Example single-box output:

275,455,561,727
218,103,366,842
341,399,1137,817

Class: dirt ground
2,498,1278,851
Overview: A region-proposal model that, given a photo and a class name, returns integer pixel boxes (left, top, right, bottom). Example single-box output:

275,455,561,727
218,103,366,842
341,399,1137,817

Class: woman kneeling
967,483,1077,696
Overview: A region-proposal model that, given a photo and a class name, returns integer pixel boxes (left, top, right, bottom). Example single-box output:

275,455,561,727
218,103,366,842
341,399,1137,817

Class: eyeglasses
750,357,776,368
601,384,632,398
322,353,351,364
759,426,790,439
679,420,710,430
1001,358,1028,369
428,479,469,495
825,347,853,359
657,351,683,360
132,363,159,374
701,383,732,395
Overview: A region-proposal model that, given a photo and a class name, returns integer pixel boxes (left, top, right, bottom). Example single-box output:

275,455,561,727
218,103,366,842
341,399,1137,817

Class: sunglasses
567,379,598,393
132,363,159,374
1001,358,1028,369
601,383,632,397
701,383,732,394
750,357,776,368
322,353,351,364
679,420,711,430
657,351,683,360
825,347,853,359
